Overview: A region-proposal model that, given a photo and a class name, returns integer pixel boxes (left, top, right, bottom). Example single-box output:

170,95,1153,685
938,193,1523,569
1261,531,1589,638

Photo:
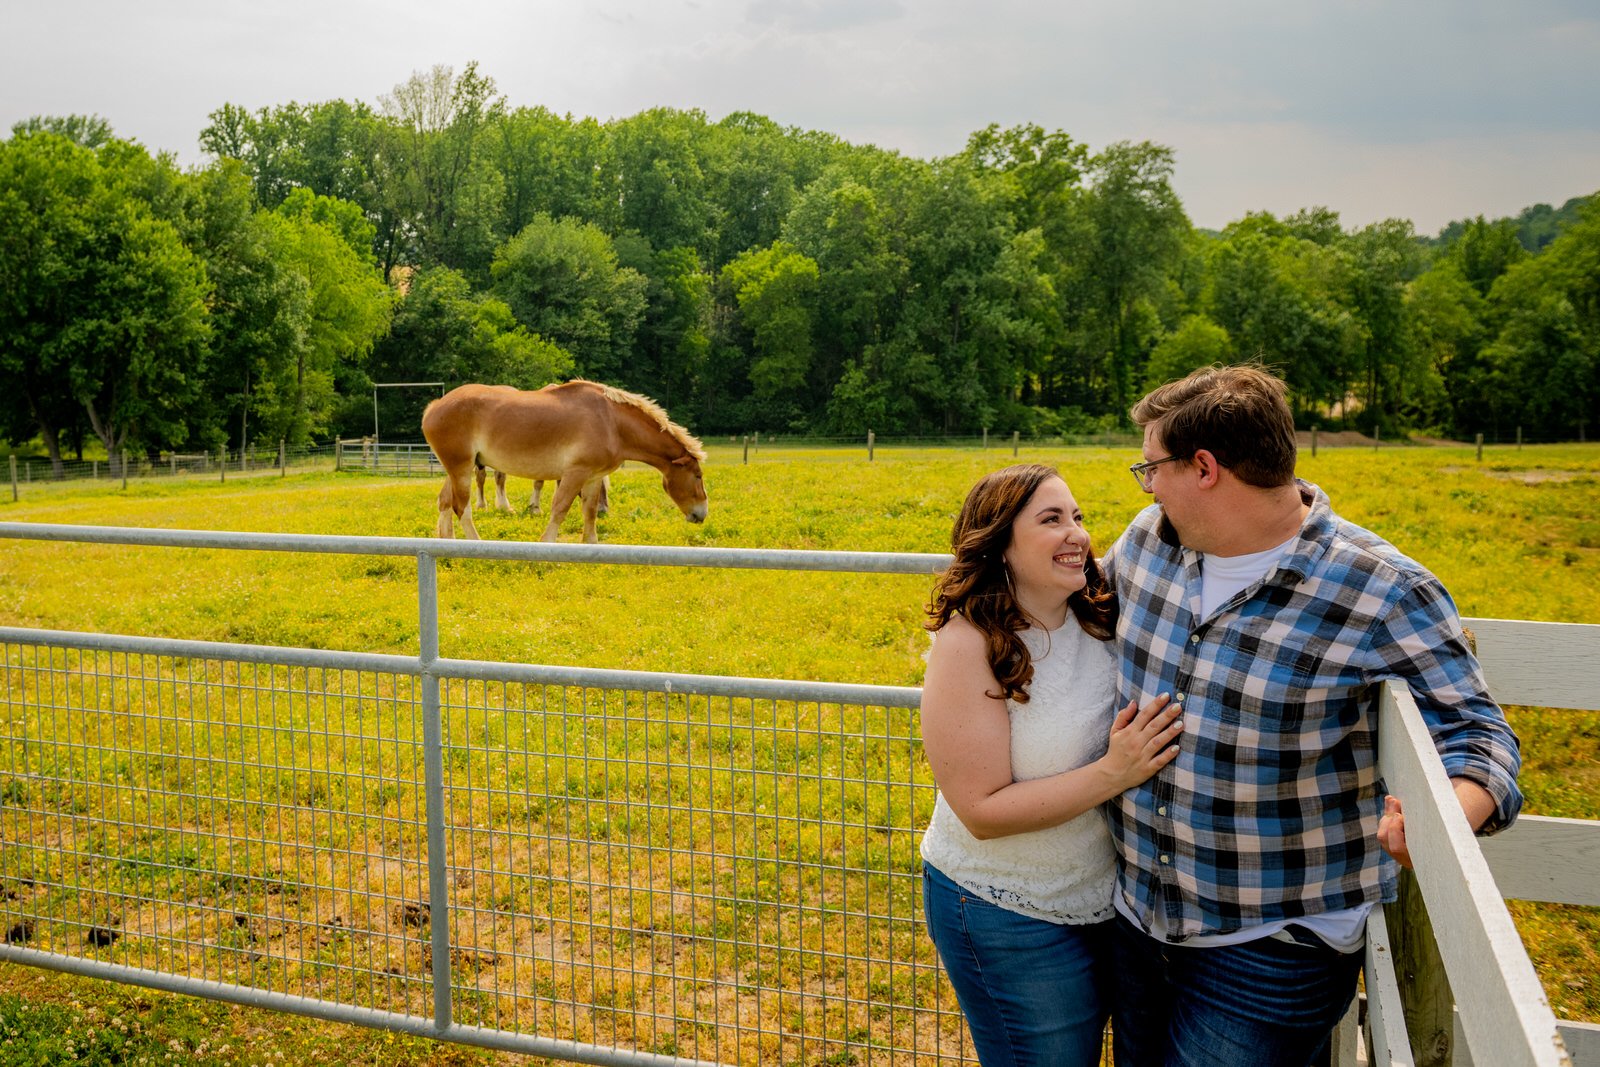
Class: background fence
0,526,965,1066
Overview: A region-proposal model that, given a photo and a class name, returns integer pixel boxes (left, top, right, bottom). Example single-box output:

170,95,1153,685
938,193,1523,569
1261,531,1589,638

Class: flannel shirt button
1158,806,1167,816
1189,634,1199,644
1160,854,1171,864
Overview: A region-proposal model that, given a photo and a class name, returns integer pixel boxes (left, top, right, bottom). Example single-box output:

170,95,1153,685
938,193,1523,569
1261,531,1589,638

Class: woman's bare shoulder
929,613,986,659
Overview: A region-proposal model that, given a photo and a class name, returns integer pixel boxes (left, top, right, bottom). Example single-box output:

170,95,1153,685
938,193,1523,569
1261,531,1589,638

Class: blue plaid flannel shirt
1103,480,1522,941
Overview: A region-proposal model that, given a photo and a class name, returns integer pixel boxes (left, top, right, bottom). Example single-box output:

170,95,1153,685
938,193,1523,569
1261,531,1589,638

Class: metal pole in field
415,550,454,1032
868,430,874,462
219,447,226,483
1012,430,1019,457
121,451,128,490
9,455,15,501
280,438,286,477
1477,433,1484,462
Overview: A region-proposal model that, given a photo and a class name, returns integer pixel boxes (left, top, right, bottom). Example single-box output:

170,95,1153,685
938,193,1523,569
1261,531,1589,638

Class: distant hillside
1430,193,1593,252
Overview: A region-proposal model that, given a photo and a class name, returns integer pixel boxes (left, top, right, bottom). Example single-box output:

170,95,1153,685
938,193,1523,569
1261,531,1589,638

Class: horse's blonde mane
569,379,705,461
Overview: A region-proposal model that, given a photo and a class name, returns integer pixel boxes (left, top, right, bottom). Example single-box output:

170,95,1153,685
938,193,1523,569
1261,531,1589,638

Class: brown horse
422,380,707,542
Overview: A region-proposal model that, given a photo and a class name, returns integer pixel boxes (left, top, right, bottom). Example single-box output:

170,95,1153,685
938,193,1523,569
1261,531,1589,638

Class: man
1102,364,1521,1067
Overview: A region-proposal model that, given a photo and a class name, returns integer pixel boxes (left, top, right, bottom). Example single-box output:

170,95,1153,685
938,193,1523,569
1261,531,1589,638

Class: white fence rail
1333,617,1600,1067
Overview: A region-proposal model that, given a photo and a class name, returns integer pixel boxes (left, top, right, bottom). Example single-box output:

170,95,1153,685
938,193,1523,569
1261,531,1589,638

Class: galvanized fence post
416,550,454,1033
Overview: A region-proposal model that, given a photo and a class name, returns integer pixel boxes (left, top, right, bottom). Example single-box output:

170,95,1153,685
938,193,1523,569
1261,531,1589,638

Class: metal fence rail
0,523,963,1066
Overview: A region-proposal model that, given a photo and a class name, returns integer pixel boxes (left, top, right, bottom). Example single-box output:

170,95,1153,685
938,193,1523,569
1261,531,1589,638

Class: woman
920,464,1184,1066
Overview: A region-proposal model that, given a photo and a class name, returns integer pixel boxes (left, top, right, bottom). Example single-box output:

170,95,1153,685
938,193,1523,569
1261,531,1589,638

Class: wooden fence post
982,427,988,450
1476,433,1484,462
742,436,749,464
1311,426,1318,458
1516,426,1522,451
9,455,16,502
867,430,874,462
92,460,98,480
170,453,176,476
121,451,129,490
1012,430,1019,457
1388,869,1455,1066
335,439,344,471
1375,426,1381,451
219,447,226,483
280,438,286,476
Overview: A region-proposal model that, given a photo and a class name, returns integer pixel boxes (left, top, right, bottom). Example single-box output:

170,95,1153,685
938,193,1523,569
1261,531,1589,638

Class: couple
918,365,1523,1067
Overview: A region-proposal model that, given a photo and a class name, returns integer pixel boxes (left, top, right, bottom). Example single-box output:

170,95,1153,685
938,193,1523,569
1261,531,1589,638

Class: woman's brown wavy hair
925,464,1117,704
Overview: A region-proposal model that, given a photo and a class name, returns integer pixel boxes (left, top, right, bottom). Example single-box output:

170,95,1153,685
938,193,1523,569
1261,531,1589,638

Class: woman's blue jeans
923,862,1110,1067
1108,912,1362,1067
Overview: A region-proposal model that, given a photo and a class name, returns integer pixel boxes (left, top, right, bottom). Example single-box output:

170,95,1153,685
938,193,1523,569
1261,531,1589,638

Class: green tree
614,238,711,409
611,108,713,256
176,161,309,451
0,132,212,472
722,241,820,406
378,62,506,281
490,213,647,381
366,266,572,435
1143,315,1234,392
254,192,393,444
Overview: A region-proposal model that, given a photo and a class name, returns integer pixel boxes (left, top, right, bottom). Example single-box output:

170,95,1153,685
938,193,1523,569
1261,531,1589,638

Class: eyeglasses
1129,454,1184,491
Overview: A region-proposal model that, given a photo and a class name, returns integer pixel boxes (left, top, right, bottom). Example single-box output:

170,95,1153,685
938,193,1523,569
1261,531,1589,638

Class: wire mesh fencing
0,634,969,1066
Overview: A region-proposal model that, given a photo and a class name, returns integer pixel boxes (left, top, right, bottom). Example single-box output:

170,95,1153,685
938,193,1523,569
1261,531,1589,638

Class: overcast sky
4,1,1598,234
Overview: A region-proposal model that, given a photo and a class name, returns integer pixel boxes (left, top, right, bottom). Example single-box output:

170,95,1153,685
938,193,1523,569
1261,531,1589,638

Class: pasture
2,441,1598,1065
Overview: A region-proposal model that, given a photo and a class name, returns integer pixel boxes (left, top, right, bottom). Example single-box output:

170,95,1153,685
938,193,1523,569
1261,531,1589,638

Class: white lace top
920,617,1118,924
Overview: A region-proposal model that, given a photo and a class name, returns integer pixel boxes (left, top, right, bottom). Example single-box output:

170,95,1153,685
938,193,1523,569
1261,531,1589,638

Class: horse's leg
493,470,511,511
474,465,487,509
444,465,480,540
530,480,543,515
580,478,604,543
596,475,610,518
541,475,585,543
436,478,456,539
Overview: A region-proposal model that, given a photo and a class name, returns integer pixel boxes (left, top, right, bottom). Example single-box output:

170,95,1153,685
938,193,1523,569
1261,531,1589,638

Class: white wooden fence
1337,618,1600,1067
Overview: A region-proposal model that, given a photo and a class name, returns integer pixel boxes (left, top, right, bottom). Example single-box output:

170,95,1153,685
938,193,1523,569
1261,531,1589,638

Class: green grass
2,442,1598,1059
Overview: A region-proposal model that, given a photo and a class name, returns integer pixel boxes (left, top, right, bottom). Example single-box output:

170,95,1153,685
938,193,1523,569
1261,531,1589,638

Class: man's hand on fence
1378,794,1411,868
1381,780,1499,869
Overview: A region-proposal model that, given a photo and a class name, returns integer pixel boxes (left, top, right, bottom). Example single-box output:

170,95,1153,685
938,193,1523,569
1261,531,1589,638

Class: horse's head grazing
664,454,708,524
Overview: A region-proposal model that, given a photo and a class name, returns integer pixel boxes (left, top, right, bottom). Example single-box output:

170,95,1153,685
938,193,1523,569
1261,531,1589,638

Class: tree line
3,64,1597,474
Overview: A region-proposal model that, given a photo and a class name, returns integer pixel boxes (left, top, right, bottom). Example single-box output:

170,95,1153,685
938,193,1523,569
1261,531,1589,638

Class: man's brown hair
1131,364,1297,488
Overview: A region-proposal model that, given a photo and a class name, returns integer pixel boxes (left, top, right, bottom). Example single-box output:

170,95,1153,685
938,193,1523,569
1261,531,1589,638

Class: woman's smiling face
1002,475,1092,622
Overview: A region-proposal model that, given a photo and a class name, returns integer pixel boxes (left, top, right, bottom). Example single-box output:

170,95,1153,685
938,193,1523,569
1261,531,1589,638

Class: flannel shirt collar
1156,477,1337,588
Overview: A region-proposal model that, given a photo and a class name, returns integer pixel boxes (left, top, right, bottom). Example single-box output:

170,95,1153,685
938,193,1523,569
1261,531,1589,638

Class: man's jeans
1109,913,1362,1067
923,863,1110,1066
